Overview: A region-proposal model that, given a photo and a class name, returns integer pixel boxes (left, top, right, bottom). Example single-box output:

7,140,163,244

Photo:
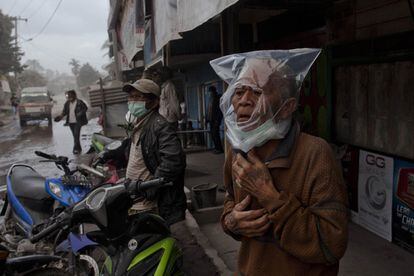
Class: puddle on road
0,117,102,184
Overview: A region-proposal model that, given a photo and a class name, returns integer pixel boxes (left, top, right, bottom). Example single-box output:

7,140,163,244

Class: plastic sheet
210,49,321,152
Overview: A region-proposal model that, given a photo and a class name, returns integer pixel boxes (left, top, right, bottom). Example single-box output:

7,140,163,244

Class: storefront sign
393,159,414,253
358,150,393,241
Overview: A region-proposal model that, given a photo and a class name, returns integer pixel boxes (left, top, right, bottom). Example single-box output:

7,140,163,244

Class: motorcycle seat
9,166,54,226
10,166,49,201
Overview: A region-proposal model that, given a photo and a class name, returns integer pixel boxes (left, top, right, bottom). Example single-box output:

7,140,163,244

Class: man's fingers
246,214,269,229
244,222,271,237
247,149,261,164
237,208,267,220
236,153,252,168
234,195,251,211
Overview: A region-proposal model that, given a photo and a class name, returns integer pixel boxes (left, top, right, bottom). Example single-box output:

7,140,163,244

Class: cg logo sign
365,154,385,168
365,175,387,210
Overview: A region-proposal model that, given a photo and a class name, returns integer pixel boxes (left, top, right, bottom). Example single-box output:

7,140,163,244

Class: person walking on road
54,90,88,154
207,86,224,154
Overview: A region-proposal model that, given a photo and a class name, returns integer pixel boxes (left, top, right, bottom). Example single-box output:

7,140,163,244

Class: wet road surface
0,102,101,188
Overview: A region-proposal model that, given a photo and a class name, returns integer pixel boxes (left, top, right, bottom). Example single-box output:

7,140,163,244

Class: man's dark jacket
105,111,187,225
62,99,88,126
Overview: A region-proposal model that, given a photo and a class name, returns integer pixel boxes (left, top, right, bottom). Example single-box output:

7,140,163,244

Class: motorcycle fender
56,233,98,254
127,237,180,275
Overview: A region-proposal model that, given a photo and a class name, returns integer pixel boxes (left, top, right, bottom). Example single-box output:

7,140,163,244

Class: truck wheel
19,119,26,127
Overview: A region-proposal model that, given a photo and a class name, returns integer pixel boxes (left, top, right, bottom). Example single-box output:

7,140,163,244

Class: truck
19,87,53,127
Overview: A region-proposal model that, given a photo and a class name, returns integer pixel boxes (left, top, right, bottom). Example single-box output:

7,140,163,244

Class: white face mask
226,102,291,153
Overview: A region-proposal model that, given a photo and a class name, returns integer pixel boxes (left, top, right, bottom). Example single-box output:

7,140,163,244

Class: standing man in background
207,86,224,154
154,66,181,130
55,90,88,154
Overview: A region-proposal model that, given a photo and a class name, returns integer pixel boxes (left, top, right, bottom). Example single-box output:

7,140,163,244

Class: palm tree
69,58,80,77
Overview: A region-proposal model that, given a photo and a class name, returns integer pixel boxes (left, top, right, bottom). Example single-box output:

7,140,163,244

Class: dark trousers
211,121,223,152
69,123,82,151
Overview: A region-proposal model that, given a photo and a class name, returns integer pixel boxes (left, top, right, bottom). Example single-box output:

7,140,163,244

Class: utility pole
11,16,28,48
10,16,28,94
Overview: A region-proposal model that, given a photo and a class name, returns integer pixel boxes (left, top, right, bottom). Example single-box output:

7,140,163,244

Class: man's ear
279,98,297,120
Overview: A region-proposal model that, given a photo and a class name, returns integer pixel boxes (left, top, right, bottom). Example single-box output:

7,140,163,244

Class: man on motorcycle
105,78,187,225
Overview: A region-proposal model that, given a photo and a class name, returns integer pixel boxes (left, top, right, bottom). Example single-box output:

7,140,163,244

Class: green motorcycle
31,178,183,275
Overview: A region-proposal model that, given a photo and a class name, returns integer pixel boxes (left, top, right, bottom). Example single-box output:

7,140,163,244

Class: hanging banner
393,159,414,253
358,150,393,241
119,0,145,63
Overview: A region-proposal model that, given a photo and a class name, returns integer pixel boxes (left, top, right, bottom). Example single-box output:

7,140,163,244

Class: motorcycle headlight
49,182,62,197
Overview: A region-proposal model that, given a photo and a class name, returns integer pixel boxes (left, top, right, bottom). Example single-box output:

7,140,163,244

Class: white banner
153,0,182,53
358,150,393,241
119,0,145,63
177,0,239,32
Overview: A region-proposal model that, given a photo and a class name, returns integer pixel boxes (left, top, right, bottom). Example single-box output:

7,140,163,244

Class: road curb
184,210,233,276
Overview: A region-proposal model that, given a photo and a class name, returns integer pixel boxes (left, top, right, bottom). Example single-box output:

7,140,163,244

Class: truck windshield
20,95,50,104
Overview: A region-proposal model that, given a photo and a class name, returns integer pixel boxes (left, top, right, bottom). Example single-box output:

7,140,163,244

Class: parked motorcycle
31,178,183,275
0,151,107,274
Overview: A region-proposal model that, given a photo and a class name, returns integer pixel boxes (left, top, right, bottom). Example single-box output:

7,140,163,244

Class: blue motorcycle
0,151,104,274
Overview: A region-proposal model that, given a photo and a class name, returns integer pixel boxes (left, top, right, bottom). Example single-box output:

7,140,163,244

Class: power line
18,0,33,16
7,0,19,14
29,0,64,40
27,0,49,19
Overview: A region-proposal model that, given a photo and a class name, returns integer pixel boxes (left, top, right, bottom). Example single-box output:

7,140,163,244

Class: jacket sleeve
61,101,68,116
261,139,349,265
220,145,242,241
153,120,186,181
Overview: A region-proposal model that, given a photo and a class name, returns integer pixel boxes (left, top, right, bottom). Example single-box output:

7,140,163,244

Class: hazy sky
0,0,110,74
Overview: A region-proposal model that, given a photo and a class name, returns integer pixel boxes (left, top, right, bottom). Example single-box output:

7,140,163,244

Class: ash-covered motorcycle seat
10,166,49,201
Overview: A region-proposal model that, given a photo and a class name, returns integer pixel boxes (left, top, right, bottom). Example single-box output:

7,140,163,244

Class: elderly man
211,49,348,275
107,78,187,225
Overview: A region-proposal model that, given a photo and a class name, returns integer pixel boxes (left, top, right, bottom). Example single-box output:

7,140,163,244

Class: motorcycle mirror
105,140,122,151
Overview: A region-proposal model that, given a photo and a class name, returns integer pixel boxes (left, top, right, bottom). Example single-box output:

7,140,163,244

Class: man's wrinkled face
231,84,282,124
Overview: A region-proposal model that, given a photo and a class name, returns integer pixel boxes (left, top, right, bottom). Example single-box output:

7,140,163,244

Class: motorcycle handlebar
128,178,173,194
30,212,69,243
35,151,56,160
77,164,105,178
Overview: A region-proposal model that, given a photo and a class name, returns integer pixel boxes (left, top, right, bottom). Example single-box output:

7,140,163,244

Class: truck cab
19,87,53,127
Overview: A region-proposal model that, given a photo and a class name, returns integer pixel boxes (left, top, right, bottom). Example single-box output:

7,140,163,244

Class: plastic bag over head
210,49,321,153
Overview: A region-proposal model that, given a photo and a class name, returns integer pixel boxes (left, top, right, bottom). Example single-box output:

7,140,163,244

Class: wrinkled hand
232,150,279,206
224,195,270,237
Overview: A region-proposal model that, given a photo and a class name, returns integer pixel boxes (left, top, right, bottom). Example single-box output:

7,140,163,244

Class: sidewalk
184,151,414,275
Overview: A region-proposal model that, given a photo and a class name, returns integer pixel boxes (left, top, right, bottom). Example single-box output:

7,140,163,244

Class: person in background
10,94,19,117
153,66,181,130
54,90,88,154
178,101,187,148
207,86,224,154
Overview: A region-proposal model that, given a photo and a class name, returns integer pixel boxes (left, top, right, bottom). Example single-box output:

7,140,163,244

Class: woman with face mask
210,49,349,276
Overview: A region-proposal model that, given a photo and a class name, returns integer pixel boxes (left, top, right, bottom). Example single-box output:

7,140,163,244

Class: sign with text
393,159,414,253
358,150,393,241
